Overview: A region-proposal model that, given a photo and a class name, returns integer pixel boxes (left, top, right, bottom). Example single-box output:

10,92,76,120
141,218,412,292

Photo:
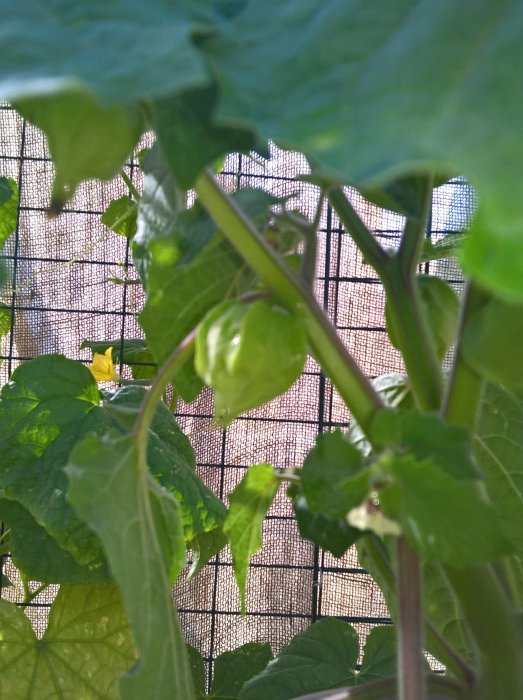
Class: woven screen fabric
0,105,473,677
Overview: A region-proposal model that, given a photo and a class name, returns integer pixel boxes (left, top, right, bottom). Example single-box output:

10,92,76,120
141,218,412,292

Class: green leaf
210,642,273,699
475,382,523,559
140,235,244,403
154,83,256,189
65,433,195,700
300,431,368,520
0,1,212,104
0,354,109,568
0,499,109,583
188,526,228,579
0,176,18,246
462,296,523,393
238,618,361,700
291,490,362,557
0,584,136,699
15,92,143,209
204,1,523,299
386,276,459,362
361,173,451,218
357,626,397,685
379,454,513,566
223,464,279,614
102,195,137,238
105,385,226,544
195,300,307,423
187,644,207,699
370,409,479,480
421,233,467,263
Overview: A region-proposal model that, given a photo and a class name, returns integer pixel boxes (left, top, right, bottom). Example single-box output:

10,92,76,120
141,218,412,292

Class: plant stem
132,329,196,462
361,536,475,687
120,169,141,201
397,537,426,700
442,280,523,700
327,187,390,275
195,170,384,435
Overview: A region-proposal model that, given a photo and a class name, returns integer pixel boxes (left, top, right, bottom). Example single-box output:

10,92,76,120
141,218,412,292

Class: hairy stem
397,538,426,700
195,170,383,435
362,535,475,687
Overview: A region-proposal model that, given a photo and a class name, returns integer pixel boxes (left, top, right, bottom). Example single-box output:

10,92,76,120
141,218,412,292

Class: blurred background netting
0,105,474,677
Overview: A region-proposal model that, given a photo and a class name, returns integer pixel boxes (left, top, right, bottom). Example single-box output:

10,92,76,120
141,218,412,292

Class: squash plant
1,2,523,699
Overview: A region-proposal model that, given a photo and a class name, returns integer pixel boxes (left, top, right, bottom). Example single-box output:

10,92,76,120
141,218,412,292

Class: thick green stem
397,538,426,700
195,170,383,435
329,182,442,412
442,280,523,699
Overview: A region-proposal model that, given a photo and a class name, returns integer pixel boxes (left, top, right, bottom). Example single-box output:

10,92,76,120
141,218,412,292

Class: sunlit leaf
65,433,195,699
102,195,137,238
0,585,136,699
0,176,18,246
224,464,279,614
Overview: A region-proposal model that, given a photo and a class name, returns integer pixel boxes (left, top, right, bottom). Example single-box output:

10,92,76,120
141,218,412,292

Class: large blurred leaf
0,585,136,699
0,1,212,104
204,0,523,298
154,83,256,189
0,354,109,568
209,642,274,699
239,620,395,700
379,454,512,566
223,464,279,614
0,176,18,246
462,297,523,394
16,92,143,209
65,433,195,700
0,499,109,583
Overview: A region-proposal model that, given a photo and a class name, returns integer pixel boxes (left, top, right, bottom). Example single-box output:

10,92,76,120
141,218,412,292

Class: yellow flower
88,347,119,382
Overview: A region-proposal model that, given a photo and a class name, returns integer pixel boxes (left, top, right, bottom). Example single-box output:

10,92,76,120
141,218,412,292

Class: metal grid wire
0,105,474,682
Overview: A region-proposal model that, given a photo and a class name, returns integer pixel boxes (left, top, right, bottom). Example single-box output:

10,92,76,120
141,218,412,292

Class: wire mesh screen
0,105,474,679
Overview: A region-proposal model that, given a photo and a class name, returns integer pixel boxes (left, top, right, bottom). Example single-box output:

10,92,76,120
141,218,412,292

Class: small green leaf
0,498,110,583
357,626,397,685
0,176,18,247
224,464,279,614
379,455,513,566
291,490,362,557
195,300,307,423
102,195,137,238
300,431,368,520
0,354,109,568
462,296,523,393
210,642,273,699
386,276,459,361
0,585,136,699
187,644,207,699
188,526,228,579
421,233,467,263
65,433,195,700
370,409,479,480
238,618,360,700
81,338,157,381
15,92,142,209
